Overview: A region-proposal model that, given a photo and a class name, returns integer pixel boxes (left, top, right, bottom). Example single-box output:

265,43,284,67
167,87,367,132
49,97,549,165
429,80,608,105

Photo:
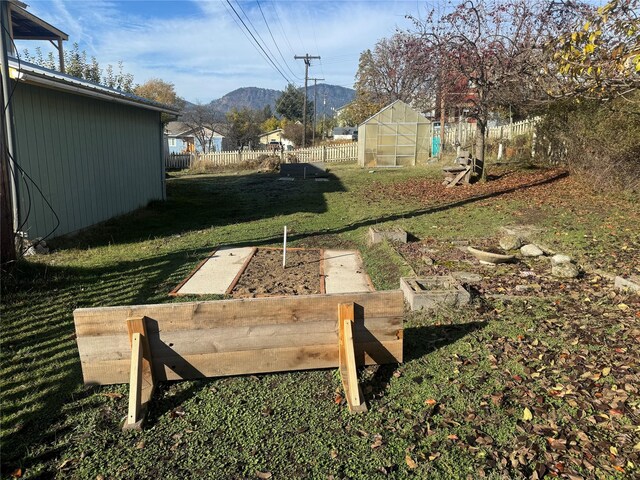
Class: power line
256,1,303,82
232,0,293,84
224,0,292,84
272,3,298,62
221,1,275,75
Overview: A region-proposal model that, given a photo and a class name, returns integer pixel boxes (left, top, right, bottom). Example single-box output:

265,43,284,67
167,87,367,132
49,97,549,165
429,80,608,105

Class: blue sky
19,1,427,102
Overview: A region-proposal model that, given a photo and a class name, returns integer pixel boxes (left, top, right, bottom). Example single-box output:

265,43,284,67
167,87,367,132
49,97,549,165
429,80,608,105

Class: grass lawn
1,162,639,479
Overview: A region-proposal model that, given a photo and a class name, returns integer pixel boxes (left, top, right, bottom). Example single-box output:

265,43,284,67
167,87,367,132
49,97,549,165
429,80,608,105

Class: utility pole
322,92,327,140
309,77,323,145
294,54,320,147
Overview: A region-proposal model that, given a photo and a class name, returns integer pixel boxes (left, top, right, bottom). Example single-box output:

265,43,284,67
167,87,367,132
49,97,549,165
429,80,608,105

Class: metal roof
9,57,180,115
9,1,68,41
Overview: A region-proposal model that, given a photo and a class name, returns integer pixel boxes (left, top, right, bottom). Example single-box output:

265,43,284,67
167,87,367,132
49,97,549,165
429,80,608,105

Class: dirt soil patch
231,248,322,297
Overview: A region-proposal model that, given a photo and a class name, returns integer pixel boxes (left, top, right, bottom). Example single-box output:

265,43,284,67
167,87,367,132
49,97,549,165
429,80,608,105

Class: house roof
8,57,180,115
10,1,68,41
259,128,283,138
165,121,224,137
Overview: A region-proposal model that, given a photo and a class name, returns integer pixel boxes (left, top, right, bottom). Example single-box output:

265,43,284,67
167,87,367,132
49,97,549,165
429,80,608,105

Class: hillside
207,84,354,116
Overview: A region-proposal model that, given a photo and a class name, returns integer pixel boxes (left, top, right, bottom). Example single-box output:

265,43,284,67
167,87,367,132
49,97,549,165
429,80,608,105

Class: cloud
18,0,420,102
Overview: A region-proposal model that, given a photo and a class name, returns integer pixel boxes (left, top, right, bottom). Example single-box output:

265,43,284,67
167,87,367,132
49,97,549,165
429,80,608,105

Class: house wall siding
12,82,163,239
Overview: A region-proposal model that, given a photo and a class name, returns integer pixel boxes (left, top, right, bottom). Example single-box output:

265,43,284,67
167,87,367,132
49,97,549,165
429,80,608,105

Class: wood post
338,303,367,413
123,317,155,431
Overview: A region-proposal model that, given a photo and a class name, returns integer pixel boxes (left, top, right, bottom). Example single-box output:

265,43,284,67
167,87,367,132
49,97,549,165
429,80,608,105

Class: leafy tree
355,34,435,107
182,102,225,153
275,84,312,122
22,42,134,92
261,116,282,132
134,78,184,108
225,108,262,149
548,0,640,104
282,122,306,147
410,0,570,180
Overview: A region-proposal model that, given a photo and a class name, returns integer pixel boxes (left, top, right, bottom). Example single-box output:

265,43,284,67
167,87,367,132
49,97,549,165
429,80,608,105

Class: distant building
165,122,224,153
332,127,358,141
258,129,293,148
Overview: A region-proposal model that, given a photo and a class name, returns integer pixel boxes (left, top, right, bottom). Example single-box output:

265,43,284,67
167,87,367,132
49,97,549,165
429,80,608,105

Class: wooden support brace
338,303,367,413
123,317,155,431
446,167,471,188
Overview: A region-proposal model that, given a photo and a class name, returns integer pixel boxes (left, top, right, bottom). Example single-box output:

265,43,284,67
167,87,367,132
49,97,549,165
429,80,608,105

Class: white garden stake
283,225,287,268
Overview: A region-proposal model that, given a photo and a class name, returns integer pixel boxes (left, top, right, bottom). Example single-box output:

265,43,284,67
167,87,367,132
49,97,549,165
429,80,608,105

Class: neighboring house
165,122,224,154
3,3,179,241
332,127,358,141
258,129,293,148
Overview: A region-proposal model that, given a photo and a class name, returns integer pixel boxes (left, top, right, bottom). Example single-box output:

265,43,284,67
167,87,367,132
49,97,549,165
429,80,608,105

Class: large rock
551,254,572,266
552,262,580,278
499,234,522,251
614,276,640,293
521,244,544,257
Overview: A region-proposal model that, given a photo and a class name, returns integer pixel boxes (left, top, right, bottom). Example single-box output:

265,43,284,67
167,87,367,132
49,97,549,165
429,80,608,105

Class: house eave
9,58,180,115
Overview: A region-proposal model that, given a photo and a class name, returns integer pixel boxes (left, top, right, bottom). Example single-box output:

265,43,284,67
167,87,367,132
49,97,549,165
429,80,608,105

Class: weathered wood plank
76,320,402,361
123,332,143,429
74,291,404,336
80,340,403,385
339,303,367,413
125,318,154,426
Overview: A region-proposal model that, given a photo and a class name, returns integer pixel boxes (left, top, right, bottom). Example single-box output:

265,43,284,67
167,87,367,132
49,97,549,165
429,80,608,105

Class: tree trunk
475,119,487,183
439,87,446,159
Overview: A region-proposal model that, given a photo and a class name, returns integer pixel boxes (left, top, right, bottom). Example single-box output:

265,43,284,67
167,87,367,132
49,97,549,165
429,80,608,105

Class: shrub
535,95,640,191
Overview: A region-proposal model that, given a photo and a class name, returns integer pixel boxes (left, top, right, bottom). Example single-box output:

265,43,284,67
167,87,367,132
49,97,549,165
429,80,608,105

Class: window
168,138,176,147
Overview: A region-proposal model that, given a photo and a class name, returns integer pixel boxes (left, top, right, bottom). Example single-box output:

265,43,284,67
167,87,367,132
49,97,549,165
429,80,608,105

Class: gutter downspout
1,0,20,239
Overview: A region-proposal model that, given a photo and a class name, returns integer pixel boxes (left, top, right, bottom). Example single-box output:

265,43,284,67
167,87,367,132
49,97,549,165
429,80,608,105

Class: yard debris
23,237,49,256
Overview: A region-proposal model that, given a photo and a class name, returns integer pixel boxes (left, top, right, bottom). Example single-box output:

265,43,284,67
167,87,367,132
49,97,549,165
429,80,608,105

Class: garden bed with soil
231,248,322,297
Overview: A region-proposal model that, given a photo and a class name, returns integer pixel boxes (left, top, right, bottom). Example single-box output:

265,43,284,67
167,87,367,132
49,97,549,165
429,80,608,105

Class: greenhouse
357,100,433,167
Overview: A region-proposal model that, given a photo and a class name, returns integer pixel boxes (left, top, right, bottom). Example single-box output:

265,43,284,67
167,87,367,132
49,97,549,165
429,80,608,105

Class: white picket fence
165,153,192,169
165,143,358,170
443,118,538,147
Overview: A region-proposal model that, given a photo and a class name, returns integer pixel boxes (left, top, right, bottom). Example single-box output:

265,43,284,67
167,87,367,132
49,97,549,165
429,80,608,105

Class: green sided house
2,0,179,243
7,58,179,241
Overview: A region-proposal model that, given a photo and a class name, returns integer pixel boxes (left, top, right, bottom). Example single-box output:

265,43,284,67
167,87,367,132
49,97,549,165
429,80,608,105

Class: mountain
207,84,355,116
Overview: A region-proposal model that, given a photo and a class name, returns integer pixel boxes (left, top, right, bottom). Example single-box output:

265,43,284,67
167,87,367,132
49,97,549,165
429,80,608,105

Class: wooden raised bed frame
73,290,404,429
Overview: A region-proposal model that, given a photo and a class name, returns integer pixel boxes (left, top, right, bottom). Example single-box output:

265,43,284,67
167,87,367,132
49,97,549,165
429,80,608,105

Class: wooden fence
165,143,358,170
165,153,192,169
443,118,538,147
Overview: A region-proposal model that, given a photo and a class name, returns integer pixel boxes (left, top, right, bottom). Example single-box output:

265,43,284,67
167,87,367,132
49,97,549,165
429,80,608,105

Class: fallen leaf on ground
405,455,418,469
523,407,533,421
99,393,124,399
256,472,272,479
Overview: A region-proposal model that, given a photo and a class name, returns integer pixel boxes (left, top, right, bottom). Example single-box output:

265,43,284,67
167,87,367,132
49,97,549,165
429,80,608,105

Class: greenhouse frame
357,100,433,168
